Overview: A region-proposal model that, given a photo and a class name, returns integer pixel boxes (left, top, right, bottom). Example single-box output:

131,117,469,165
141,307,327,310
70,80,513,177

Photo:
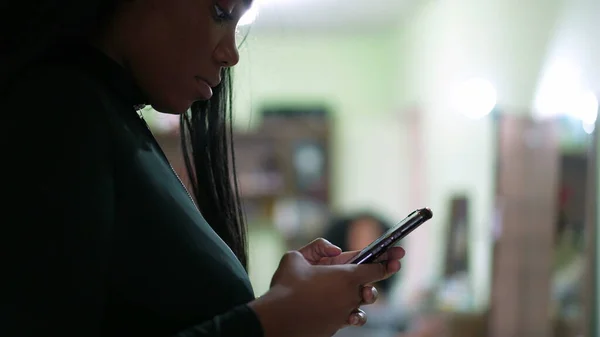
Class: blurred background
143,0,600,336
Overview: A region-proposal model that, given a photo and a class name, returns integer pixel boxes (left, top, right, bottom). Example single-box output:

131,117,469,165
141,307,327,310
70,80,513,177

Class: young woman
0,1,406,336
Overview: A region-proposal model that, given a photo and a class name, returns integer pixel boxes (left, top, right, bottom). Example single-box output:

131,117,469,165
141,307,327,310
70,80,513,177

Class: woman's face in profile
107,0,250,113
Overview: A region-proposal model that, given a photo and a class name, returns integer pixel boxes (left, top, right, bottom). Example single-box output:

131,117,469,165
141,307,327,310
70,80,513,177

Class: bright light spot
583,121,595,135
451,78,497,119
574,91,598,125
238,3,260,26
534,60,582,119
148,110,180,133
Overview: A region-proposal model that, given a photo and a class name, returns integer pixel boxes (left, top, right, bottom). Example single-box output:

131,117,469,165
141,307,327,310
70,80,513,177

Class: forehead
220,0,252,13
221,0,252,7
239,0,253,10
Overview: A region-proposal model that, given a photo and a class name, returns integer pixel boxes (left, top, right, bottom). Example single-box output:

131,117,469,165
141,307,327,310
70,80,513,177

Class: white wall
390,0,574,310
534,0,600,108
233,32,409,220
234,0,600,308
233,32,413,294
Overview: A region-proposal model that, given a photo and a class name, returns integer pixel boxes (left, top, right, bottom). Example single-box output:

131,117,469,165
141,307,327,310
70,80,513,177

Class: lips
195,78,214,100
195,76,220,88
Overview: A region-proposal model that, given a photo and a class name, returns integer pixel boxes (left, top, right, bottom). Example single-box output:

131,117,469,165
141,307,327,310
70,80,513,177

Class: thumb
275,250,309,274
271,251,308,288
351,259,401,285
298,238,342,262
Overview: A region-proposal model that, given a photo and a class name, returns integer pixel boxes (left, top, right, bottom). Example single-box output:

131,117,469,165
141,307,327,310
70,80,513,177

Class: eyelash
213,4,234,22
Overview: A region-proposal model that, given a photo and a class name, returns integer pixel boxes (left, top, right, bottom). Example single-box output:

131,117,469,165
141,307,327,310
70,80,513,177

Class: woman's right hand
248,250,401,337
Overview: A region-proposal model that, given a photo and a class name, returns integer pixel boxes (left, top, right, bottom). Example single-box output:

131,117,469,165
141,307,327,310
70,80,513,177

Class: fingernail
329,246,342,256
350,315,359,325
371,287,379,299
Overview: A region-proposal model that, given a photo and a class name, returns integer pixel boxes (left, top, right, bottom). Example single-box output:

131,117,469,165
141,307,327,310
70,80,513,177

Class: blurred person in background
0,1,407,336
324,212,411,337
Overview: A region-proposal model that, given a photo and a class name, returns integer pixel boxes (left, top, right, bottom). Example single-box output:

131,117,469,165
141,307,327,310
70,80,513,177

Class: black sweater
1,44,263,337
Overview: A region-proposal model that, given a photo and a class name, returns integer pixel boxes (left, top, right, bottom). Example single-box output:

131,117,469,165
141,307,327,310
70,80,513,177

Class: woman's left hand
297,238,406,327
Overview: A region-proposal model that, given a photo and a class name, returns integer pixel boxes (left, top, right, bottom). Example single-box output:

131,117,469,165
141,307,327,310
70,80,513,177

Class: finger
385,260,402,276
352,259,401,284
279,250,310,267
320,250,360,265
298,238,342,262
272,251,308,287
361,285,379,305
348,309,367,327
333,246,406,266
373,246,405,262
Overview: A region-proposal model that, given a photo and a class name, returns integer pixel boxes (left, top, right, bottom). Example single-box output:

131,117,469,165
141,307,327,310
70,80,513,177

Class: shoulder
4,60,115,141
6,60,107,116
2,60,117,166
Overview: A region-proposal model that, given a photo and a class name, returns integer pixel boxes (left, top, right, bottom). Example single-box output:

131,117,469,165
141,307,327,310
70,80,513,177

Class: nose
213,32,240,68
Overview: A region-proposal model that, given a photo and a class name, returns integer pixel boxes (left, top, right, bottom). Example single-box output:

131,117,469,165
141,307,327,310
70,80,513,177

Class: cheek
154,0,218,66
124,1,225,112
173,20,215,64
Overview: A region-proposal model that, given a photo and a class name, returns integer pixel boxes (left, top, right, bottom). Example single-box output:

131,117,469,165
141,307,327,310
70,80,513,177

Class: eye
213,4,234,22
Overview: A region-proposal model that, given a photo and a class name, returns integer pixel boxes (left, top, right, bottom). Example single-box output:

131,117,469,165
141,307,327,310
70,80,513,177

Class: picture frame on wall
292,140,327,199
444,195,470,278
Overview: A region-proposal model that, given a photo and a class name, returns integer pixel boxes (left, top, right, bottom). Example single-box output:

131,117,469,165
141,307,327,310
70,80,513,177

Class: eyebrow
232,0,251,18
221,0,248,14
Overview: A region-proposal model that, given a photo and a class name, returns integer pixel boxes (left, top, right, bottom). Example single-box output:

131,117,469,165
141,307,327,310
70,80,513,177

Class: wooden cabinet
233,111,332,249
489,114,560,337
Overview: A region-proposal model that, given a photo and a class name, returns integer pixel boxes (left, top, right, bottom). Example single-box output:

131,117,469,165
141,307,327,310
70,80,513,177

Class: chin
150,98,192,115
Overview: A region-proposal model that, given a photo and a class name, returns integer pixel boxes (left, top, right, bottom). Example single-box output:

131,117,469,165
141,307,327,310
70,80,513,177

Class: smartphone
346,208,433,264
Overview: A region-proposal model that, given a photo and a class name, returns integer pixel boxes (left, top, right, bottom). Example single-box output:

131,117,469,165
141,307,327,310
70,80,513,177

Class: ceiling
244,0,419,32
